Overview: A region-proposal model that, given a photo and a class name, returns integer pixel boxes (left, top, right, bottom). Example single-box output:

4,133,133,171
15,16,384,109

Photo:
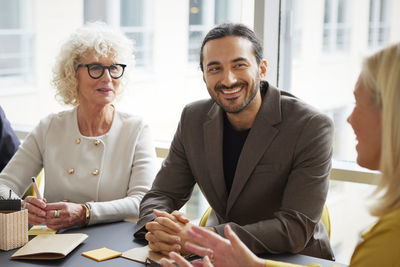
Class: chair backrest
199,206,213,227
22,169,45,199
321,204,331,239
199,205,331,239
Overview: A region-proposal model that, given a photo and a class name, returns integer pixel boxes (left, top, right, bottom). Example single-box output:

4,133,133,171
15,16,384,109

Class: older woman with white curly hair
0,22,158,230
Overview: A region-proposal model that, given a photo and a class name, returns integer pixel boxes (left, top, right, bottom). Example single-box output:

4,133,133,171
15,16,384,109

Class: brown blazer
135,82,334,260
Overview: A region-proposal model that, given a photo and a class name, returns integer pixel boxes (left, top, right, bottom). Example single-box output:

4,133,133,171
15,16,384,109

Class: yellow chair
321,205,331,239
199,206,213,227
22,169,45,199
199,205,331,239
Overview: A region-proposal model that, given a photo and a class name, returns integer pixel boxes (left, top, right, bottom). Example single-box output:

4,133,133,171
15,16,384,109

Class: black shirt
222,81,268,194
223,113,250,194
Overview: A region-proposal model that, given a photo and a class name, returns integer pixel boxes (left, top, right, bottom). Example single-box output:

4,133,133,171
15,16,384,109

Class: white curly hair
52,22,135,106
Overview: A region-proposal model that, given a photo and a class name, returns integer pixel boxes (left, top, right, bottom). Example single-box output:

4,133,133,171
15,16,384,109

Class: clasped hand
21,196,86,230
145,209,193,255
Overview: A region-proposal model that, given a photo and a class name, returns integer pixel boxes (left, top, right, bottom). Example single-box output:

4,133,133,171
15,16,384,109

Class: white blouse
0,107,158,225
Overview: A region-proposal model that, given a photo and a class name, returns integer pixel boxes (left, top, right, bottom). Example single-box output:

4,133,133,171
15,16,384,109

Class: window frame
0,0,35,95
322,0,351,54
84,0,153,69
187,0,244,64
368,0,390,49
256,0,378,185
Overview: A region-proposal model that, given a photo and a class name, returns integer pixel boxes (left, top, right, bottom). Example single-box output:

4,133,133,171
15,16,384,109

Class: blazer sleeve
88,122,158,224
0,106,21,172
214,113,334,255
134,107,196,239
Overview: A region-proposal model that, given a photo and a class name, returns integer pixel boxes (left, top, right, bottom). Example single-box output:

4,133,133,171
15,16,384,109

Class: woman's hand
44,202,86,230
184,225,265,267
21,196,47,225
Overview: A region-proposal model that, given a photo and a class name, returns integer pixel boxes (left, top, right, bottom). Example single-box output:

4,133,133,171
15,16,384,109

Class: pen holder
0,209,28,251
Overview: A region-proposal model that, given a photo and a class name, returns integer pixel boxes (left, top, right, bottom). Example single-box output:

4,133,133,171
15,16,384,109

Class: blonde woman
0,23,157,230
160,43,400,267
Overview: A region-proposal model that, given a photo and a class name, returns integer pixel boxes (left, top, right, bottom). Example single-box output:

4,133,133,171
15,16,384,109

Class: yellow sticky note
82,247,122,262
28,225,57,235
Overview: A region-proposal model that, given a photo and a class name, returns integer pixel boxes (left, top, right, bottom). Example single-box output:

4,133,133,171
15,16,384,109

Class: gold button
92,169,99,176
75,138,81,144
68,168,75,174
94,140,100,146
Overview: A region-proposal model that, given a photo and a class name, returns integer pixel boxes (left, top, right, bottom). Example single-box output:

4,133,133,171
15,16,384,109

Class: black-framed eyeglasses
77,64,127,79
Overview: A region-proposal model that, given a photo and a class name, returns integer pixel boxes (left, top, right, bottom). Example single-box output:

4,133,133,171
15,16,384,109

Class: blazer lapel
203,103,228,211
226,85,282,213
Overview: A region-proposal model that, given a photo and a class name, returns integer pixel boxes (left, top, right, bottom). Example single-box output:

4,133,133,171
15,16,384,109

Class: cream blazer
0,107,158,225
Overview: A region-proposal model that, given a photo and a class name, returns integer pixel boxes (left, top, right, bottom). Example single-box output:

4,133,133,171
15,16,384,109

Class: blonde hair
52,22,135,106
361,43,400,216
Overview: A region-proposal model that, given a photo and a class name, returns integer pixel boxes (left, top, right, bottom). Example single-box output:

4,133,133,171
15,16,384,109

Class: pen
31,177,42,199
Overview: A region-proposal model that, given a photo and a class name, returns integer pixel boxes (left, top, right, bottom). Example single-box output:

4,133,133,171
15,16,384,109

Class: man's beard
214,78,260,114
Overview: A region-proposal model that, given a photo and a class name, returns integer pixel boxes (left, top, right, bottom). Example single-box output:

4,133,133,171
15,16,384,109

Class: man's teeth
222,87,241,94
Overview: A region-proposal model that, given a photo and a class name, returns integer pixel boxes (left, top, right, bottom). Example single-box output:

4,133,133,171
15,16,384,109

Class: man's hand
145,209,188,255
160,252,213,267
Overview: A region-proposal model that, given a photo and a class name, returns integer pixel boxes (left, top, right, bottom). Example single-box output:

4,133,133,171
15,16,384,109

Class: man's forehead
204,36,252,49
202,36,255,62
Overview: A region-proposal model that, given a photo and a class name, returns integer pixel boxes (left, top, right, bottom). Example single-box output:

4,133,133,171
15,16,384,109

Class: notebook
11,233,88,260
122,245,165,266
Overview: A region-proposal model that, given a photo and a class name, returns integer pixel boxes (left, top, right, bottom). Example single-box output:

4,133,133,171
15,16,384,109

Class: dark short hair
199,23,263,72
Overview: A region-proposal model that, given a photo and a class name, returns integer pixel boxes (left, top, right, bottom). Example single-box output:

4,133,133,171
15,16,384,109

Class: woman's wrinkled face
76,51,121,108
347,75,382,170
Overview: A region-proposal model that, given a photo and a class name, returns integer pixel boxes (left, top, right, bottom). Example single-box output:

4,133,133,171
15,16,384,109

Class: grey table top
0,221,347,266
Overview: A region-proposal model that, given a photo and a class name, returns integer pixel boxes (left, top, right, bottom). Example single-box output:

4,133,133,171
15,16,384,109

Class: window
84,0,153,69
188,0,241,63
0,0,33,88
120,0,153,68
323,0,350,53
291,0,303,59
368,0,390,48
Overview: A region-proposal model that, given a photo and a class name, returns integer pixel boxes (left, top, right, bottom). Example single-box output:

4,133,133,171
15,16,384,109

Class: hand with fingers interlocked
145,209,194,256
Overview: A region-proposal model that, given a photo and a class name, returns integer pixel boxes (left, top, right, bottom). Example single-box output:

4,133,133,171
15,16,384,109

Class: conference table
0,221,347,266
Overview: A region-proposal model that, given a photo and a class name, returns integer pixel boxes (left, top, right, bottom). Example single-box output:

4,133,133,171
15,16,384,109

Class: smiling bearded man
134,23,335,261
